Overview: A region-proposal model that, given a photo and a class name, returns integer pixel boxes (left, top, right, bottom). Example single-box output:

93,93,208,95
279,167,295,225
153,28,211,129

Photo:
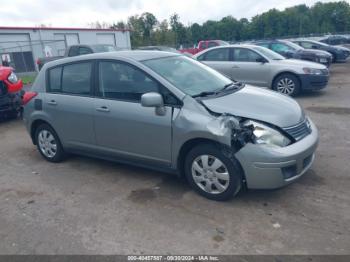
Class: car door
44,61,96,149
197,47,234,79
230,47,270,87
93,60,173,166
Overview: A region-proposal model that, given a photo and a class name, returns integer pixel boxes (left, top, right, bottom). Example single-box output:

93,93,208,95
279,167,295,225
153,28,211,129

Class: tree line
90,1,350,48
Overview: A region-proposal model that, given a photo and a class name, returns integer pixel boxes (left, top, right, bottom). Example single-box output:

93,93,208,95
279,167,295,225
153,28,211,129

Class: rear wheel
35,124,65,162
273,73,300,96
185,144,243,201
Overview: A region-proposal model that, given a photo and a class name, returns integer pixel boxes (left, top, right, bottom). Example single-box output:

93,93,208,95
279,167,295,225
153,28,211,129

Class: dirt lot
0,63,349,255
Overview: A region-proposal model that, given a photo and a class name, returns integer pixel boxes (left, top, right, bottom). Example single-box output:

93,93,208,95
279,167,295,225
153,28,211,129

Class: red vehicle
179,40,229,55
0,66,23,118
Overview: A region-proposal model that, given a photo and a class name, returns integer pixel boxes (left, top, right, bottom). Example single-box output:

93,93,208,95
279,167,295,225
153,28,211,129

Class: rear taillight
36,59,41,65
22,91,37,105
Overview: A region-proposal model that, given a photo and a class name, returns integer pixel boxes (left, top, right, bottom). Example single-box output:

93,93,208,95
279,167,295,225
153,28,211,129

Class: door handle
96,106,110,112
232,65,240,69
47,100,57,105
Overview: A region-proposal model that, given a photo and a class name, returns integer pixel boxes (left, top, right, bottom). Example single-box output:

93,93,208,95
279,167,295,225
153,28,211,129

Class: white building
0,26,131,73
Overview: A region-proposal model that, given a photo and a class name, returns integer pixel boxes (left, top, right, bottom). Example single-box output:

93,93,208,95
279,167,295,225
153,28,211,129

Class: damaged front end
206,114,255,152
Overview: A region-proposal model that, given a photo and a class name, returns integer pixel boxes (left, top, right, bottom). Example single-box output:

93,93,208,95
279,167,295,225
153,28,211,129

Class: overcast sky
0,0,348,28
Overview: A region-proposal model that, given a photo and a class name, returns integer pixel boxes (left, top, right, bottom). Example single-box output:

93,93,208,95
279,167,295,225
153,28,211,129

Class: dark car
0,66,23,119
254,40,333,67
136,46,180,53
320,35,350,46
37,44,122,70
293,40,350,63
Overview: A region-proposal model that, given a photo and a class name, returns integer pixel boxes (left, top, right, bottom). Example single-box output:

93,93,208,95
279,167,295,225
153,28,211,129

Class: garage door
96,34,116,45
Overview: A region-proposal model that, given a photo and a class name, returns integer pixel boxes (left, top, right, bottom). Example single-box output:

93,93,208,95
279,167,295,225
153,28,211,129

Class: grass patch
20,75,37,85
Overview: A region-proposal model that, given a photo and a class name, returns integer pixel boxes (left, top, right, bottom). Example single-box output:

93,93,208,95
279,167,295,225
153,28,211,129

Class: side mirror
256,57,267,63
141,92,166,116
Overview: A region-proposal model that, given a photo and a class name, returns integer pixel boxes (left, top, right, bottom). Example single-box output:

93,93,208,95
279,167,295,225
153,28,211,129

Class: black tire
273,73,301,97
34,123,65,163
184,143,243,201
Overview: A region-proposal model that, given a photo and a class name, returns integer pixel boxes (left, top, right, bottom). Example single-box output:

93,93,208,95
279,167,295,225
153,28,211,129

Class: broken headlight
8,72,18,83
243,120,291,148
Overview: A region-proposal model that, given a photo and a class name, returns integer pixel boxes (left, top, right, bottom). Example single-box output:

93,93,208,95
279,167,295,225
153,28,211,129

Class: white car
194,44,329,96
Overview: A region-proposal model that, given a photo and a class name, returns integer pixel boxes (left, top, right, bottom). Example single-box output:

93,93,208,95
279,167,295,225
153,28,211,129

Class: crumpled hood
201,85,304,128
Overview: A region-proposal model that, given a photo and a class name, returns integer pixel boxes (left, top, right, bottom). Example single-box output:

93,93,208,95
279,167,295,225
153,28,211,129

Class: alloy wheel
191,155,230,194
38,129,57,158
276,78,295,95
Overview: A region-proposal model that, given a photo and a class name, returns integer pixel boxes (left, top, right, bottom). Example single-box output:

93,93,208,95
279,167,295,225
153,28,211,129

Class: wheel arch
176,138,246,184
30,119,53,145
272,71,301,89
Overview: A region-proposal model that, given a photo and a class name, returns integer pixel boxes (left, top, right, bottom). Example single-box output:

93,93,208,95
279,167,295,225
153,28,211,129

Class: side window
98,61,159,102
271,43,291,52
208,42,218,48
233,48,262,62
199,42,207,49
48,67,62,92
68,46,79,57
61,62,92,95
79,47,93,55
300,42,313,49
203,48,230,61
258,43,270,48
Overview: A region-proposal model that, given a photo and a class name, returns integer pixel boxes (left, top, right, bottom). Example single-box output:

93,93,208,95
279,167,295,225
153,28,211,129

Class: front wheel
273,73,301,96
184,144,243,201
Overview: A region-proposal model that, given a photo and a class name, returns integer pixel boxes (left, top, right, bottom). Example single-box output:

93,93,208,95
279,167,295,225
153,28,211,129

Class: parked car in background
23,51,319,201
320,35,350,46
179,40,229,55
37,44,120,70
293,39,350,63
194,45,329,96
0,66,23,118
253,40,333,67
136,46,180,53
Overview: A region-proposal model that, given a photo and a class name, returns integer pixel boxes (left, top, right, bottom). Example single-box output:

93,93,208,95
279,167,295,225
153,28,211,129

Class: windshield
217,40,229,46
310,40,329,47
143,55,233,96
253,46,285,60
92,45,117,52
283,41,303,50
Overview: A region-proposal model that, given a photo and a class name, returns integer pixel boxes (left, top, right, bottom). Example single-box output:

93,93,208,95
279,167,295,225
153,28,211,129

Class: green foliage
118,1,350,48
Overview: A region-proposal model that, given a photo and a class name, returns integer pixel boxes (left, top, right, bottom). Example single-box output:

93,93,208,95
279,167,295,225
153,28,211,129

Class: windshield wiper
192,91,217,98
219,82,244,92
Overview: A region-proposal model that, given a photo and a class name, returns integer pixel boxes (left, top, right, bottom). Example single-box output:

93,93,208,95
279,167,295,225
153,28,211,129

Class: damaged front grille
0,81,7,97
283,118,311,141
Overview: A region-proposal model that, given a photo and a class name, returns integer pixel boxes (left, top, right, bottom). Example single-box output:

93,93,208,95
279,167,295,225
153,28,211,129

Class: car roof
44,51,181,68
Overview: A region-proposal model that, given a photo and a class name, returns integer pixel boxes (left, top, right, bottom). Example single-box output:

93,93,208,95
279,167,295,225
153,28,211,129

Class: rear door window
233,48,262,62
61,62,92,95
202,48,230,61
78,47,93,55
48,66,62,92
271,43,291,52
48,62,93,95
98,61,159,102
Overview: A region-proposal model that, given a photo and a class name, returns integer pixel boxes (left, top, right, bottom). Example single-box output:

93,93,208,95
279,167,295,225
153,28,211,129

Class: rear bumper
298,74,329,91
235,119,319,189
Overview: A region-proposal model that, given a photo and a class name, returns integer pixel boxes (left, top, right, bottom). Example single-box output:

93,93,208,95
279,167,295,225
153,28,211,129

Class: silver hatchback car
23,51,318,201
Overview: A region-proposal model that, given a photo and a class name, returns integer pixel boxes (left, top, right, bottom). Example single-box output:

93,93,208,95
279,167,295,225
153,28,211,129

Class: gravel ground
0,62,349,255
